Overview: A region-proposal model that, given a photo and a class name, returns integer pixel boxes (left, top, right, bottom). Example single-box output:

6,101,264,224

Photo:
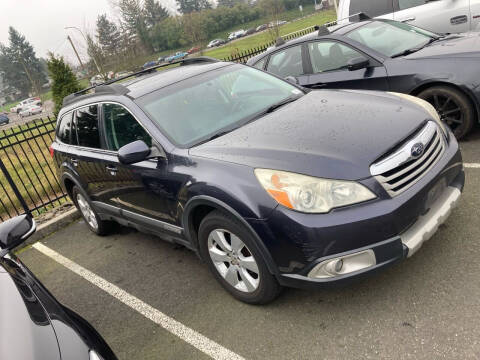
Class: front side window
57,112,73,144
103,103,152,151
252,57,266,70
346,20,437,57
308,41,363,73
266,45,304,78
398,0,426,10
74,105,101,149
350,0,394,17
136,66,303,147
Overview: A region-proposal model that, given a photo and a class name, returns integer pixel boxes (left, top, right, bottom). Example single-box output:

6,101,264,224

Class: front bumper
248,137,464,289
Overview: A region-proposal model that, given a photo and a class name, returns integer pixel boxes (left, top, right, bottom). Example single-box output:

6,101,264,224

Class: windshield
136,66,303,147
345,20,438,57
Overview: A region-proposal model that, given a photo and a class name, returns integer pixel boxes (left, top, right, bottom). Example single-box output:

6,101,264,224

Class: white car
90,75,104,87
10,97,42,113
228,30,246,40
337,0,480,34
19,104,42,118
268,20,287,27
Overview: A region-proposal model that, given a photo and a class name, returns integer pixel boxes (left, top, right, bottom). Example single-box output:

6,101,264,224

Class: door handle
450,15,467,25
106,165,118,175
71,158,78,167
400,17,416,23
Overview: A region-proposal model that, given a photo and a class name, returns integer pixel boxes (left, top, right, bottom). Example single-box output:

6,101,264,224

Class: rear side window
308,41,363,73
350,0,394,18
103,103,152,151
74,105,101,149
57,113,73,144
266,45,304,78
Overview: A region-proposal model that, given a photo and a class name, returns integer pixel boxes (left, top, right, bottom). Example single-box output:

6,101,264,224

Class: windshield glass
345,20,438,57
136,66,303,147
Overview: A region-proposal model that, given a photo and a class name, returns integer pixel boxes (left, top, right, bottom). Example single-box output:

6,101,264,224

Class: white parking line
32,242,245,360
464,163,480,168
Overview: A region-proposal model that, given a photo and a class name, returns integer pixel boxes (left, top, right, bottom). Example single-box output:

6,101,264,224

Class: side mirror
285,76,299,85
0,215,36,256
347,56,370,71
118,140,152,165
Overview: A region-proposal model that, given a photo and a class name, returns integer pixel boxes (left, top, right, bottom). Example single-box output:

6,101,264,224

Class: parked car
245,28,256,36
268,20,287,28
52,57,464,304
157,56,166,63
256,24,268,32
142,60,158,70
207,39,225,48
188,46,201,54
0,112,9,126
115,71,133,79
0,215,117,360
10,97,42,113
165,52,189,63
19,104,42,118
228,30,246,40
90,75,104,87
337,0,480,34
248,18,480,139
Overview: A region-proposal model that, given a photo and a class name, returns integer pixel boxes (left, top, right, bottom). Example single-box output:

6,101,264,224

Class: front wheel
417,85,475,140
198,210,282,304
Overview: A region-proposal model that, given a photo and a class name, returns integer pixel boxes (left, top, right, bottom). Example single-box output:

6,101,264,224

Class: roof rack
62,56,219,107
322,12,371,30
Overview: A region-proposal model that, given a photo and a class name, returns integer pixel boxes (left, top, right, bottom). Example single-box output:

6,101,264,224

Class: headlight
387,92,449,137
254,169,376,213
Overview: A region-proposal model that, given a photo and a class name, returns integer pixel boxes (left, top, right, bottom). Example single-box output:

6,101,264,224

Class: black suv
52,58,464,304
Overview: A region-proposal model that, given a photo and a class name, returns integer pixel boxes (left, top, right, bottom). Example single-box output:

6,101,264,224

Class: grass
204,9,336,60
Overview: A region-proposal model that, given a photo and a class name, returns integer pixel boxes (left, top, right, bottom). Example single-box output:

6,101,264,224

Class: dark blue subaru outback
52,58,464,304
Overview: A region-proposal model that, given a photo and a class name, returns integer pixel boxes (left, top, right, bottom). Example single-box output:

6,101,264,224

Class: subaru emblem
411,143,425,158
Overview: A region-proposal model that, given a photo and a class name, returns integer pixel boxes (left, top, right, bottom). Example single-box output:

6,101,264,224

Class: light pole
64,26,102,75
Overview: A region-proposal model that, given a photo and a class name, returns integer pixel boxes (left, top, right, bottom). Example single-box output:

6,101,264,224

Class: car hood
190,90,429,180
0,271,60,360
405,32,480,59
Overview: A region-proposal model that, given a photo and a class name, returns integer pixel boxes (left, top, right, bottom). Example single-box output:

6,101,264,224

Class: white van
337,0,480,34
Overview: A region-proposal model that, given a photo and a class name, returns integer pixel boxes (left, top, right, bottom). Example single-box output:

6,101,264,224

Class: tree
0,27,46,98
216,0,241,8
177,0,211,14
96,14,121,56
117,0,153,53
259,0,285,40
46,53,82,116
144,0,169,27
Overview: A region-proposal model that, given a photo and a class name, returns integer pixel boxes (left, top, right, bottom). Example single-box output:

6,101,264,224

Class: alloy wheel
207,229,260,293
76,193,98,231
425,93,464,132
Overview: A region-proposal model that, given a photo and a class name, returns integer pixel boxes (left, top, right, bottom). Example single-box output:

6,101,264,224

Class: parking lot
18,131,480,360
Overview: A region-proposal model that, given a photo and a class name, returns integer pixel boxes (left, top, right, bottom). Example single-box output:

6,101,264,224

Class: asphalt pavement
18,130,480,360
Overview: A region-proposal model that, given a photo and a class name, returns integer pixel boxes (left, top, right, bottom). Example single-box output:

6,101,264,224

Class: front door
299,40,389,91
100,103,183,233
392,0,471,34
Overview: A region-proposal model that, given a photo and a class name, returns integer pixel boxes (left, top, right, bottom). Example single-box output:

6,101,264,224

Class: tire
72,185,113,236
198,210,282,304
417,85,475,140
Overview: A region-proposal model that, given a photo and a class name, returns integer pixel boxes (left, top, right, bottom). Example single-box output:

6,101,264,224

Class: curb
22,208,80,248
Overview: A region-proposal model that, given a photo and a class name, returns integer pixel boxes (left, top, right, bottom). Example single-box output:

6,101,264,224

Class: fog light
308,249,376,279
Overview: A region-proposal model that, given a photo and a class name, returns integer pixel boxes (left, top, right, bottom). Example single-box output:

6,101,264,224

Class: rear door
70,104,114,205
392,0,471,33
299,40,389,90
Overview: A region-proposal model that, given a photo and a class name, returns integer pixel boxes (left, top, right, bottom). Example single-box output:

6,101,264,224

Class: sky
0,0,179,66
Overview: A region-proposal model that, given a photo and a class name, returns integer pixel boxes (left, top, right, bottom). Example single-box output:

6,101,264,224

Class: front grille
370,121,446,197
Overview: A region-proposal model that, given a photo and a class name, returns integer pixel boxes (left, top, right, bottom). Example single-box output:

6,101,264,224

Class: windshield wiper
263,95,301,114
193,95,302,146
391,37,438,58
